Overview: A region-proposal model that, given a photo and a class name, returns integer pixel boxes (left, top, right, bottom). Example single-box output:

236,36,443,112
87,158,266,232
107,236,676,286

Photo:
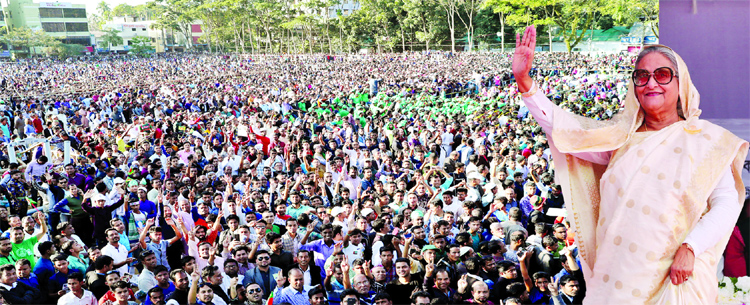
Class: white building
326,0,360,18
94,16,206,53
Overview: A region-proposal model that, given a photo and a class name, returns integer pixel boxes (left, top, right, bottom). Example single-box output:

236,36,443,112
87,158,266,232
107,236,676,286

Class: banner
39,2,72,8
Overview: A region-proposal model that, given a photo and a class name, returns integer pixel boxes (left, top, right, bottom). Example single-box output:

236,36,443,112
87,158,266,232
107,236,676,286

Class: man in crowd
0,263,40,304
57,272,97,305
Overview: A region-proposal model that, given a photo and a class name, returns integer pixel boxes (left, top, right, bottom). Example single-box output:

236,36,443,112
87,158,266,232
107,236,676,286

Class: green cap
421,245,439,254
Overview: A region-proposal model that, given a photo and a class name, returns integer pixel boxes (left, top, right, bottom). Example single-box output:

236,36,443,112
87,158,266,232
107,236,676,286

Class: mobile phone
516,248,526,259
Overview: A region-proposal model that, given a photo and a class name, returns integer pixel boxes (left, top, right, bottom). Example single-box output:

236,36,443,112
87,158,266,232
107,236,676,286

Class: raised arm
511,26,536,94
166,217,183,245
33,212,48,241
188,272,201,305
513,25,610,166
518,249,534,292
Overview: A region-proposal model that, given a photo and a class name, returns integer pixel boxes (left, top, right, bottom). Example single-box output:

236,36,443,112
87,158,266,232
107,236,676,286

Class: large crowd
0,50,739,305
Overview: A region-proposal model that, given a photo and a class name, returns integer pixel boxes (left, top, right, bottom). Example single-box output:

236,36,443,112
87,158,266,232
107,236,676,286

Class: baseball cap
421,245,439,254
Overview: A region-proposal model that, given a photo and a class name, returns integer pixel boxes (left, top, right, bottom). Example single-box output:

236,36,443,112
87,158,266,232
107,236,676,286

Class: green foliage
0,27,34,50
45,44,86,58
129,35,154,55
100,28,124,50
0,27,89,58
80,0,657,53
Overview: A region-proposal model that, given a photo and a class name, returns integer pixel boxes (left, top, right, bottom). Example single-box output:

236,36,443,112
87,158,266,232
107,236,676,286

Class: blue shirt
118,232,132,253
300,239,336,271
272,286,309,305
145,283,175,305
33,257,55,277
138,200,158,218
326,280,345,305
146,240,170,271
360,179,375,194
49,269,83,291
17,274,38,287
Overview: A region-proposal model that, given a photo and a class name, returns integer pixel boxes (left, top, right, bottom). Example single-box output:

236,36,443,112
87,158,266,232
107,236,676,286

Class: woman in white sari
513,26,748,304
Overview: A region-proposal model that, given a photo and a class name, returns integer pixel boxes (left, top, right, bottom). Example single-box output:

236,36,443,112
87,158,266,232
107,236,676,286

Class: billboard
123,24,147,29
39,2,72,8
620,37,642,44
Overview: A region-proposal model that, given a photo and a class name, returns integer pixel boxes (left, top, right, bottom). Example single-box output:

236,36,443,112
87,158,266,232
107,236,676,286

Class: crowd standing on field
0,50,741,305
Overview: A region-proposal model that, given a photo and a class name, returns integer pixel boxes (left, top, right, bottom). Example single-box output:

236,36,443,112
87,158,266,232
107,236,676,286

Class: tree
457,0,481,51
602,0,658,37
437,0,459,52
152,0,198,49
45,43,85,58
482,0,515,51
97,1,111,16
100,28,123,51
31,30,60,55
129,35,154,55
553,0,600,53
403,0,442,51
0,27,34,53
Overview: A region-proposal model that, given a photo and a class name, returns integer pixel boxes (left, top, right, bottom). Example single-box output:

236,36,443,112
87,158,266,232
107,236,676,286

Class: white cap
331,206,345,217
484,182,497,191
113,177,125,185
94,194,107,202
468,172,484,181
361,208,375,217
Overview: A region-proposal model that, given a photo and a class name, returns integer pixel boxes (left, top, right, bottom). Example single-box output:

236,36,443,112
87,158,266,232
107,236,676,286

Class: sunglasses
248,288,262,294
632,67,677,87
257,256,270,261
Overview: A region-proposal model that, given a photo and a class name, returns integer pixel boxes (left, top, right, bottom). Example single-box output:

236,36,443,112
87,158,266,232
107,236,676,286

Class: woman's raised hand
512,25,537,93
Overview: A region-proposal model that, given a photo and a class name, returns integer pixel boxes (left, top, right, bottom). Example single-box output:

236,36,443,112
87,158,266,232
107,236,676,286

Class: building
0,6,7,29
326,0,360,18
95,16,205,53
5,0,91,46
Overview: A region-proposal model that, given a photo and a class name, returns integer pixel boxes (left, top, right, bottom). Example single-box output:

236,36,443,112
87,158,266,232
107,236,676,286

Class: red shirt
98,288,135,305
32,117,43,133
194,218,220,244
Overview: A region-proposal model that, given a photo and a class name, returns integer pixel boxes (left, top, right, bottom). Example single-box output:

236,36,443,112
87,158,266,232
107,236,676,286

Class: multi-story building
95,16,205,53
5,0,91,46
326,0,360,18
0,6,7,29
